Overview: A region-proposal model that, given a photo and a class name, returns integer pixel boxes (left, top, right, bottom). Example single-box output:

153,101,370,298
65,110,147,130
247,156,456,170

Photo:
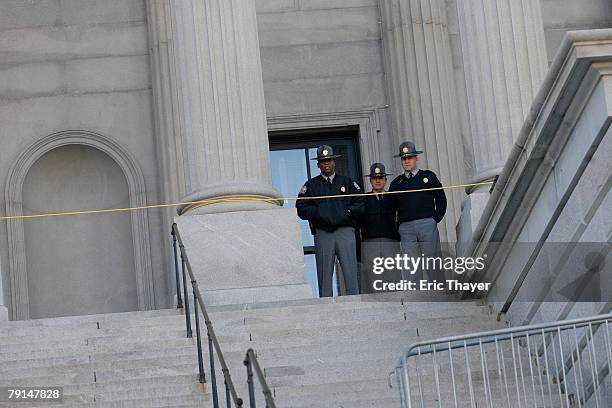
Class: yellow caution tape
0,181,494,221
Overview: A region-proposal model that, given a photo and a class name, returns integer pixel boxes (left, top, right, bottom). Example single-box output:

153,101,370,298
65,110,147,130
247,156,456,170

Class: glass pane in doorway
270,149,313,247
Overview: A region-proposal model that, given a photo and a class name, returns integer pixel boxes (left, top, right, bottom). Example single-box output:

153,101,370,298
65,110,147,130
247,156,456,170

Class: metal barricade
393,313,612,408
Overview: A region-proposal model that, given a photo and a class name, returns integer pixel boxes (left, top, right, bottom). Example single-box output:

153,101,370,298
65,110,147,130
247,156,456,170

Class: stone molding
5,130,155,320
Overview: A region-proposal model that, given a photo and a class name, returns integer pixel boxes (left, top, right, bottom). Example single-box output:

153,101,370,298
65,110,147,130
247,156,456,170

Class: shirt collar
404,167,419,178
323,172,336,183
371,190,385,200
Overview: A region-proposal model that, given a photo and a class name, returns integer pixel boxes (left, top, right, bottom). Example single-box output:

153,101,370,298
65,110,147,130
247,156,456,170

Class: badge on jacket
423,177,429,183
299,184,307,194
340,186,346,192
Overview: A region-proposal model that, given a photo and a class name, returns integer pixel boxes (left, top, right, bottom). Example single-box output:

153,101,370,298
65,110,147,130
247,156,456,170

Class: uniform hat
366,162,391,178
395,141,423,158
311,145,342,161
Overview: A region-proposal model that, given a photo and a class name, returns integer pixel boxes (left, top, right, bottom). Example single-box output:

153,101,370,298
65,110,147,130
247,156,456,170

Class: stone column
0,262,7,321
380,0,465,245
146,0,311,305
454,0,548,251
166,0,280,214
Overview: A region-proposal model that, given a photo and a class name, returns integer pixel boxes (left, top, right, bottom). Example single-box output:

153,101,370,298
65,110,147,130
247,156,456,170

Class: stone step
0,308,180,329
396,377,556,407
0,312,500,358
2,348,538,399
0,339,402,378
0,295,477,330
5,393,210,408
3,374,205,399
291,396,400,408
0,291,460,329
0,347,515,388
0,303,490,343
0,300,485,338
243,315,504,343
0,292,508,408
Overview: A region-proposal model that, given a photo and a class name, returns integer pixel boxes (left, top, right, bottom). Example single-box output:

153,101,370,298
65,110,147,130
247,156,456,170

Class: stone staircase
0,292,505,407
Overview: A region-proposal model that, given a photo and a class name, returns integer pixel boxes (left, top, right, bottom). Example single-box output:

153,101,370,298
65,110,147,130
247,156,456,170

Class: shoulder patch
353,181,361,190
299,184,307,194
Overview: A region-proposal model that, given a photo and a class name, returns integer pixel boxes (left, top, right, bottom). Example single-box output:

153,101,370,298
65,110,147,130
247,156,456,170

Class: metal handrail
244,349,277,408
393,312,612,408
171,223,244,408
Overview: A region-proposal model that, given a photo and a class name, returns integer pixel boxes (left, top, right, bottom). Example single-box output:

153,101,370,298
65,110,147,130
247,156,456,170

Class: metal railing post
244,352,257,408
225,379,231,408
180,247,192,338
192,284,206,385
244,349,276,408
207,322,219,408
172,223,246,408
171,225,183,309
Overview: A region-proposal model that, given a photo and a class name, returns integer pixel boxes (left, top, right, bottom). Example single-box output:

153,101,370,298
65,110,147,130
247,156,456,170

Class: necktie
408,172,413,180
327,177,332,184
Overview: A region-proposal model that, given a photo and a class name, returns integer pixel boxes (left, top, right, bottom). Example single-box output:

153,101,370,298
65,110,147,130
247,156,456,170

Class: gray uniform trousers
360,238,401,294
314,226,360,297
398,217,444,283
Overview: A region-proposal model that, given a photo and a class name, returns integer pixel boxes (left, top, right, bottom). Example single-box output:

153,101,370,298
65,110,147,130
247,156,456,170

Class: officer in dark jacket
359,163,400,293
389,141,447,283
296,145,365,297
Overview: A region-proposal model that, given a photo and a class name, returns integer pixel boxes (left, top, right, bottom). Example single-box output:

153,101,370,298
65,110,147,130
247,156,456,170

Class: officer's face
369,176,386,192
401,155,418,171
317,159,335,176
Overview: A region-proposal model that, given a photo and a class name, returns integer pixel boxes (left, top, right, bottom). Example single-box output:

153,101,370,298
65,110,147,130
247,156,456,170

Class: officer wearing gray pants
389,141,447,283
313,226,360,296
296,145,365,297
359,163,401,293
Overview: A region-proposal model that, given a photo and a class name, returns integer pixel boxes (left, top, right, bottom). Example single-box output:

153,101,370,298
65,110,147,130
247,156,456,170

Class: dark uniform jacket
296,174,365,233
360,192,400,241
389,170,447,224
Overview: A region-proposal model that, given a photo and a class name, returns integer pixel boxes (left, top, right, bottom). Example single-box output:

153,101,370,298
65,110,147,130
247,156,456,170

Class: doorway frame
5,130,155,320
267,109,383,180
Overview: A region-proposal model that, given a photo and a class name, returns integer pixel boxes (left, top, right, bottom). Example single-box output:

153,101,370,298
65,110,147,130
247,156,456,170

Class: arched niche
6,131,154,320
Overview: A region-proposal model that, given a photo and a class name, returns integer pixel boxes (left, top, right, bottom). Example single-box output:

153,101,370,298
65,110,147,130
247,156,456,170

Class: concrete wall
256,0,385,116
0,0,170,317
255,0,394,173
540,0,612,63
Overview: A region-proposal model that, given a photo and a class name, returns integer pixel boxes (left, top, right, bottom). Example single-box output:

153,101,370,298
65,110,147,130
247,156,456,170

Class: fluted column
380,0,465,245
150,0,280,215
0,261,7,320
454,0,548,252
457,0,548,184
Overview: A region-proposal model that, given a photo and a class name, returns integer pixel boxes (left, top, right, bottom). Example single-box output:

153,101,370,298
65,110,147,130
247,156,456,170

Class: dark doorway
269,126,362,296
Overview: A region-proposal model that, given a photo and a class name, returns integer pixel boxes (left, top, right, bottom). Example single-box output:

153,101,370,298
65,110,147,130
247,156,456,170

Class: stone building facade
0,0,610,320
